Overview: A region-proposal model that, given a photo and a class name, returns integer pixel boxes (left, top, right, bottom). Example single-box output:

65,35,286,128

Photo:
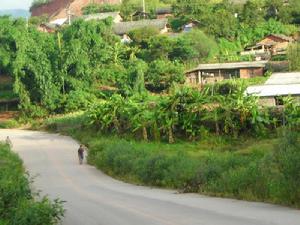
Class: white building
246,72,300,106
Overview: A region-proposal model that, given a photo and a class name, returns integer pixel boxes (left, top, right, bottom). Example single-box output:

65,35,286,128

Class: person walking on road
78,145,85,165
5,136,12,147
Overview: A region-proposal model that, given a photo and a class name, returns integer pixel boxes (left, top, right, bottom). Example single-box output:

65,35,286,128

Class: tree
128,26,160,49
240,0,265,27
170,29,218,62
288,43,300,72
205,8,238,40
144,35,175,61
172,0,212,21
146,60,184,92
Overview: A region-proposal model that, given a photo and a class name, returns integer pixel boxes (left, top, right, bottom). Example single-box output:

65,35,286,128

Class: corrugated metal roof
246,84,300,97
246,72,300,97
187,61,268,73
81,12,120,21
268,34,294,42
50,18,68,26
113,18,168,35
265,72,300,85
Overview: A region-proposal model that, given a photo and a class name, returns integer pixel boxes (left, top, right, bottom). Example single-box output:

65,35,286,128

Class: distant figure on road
78,145,85,165
5,136,12,147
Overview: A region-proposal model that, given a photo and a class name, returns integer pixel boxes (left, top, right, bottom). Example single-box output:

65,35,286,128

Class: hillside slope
30,0,121,19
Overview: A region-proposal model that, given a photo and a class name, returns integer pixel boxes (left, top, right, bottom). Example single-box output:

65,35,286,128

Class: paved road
1,129,299,225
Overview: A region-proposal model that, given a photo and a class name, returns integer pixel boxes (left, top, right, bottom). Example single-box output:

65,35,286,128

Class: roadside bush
39,112,300,208
268,131,300,206
0,119,20,128
137,153,171,186
64,90,96,113
200,130,300,207
0,143,64,225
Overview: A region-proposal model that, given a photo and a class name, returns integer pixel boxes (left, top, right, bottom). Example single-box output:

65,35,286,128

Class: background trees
0,0,299,119
288,43,300,71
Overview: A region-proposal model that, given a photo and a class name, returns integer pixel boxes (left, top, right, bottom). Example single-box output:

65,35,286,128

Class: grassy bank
34,113,300,208
0,143,64,225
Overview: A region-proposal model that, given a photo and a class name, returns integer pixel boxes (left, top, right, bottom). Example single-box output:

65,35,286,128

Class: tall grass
37,113,300,208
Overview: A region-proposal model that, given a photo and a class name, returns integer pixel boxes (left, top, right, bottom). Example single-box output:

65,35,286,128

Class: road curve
0,129,299,225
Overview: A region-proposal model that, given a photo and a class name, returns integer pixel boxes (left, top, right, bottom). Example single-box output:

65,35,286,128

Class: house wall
186,67,264,86
273,42,289,54
240,68,264,79
259,36,288,45
186,72,198,85
157,13,172,19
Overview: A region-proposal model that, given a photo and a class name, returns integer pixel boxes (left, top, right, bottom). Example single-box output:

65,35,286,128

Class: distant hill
0,9,30,18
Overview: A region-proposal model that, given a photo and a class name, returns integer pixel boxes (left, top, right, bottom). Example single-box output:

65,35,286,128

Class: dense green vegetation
2,0,300,208
36,113,300,208
0,12,298,118
0,143,64,224
2,0,300,118
0,81,18,101
84,86,299,143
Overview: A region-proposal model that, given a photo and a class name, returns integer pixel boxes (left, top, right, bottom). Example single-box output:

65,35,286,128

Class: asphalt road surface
1,129,299,225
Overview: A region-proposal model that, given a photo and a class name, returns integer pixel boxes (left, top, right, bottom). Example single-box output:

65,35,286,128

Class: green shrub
0,143,65,224
268,131,300,206
0,119,20,128
64,91,96,113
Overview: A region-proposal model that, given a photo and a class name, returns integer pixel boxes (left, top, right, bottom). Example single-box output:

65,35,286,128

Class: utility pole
142,0,146,19
67,7,71,25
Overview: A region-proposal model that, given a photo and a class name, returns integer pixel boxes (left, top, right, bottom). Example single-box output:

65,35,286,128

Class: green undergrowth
0,143,65,225
34,113,300,208
0,81,18,101
0,119,20,129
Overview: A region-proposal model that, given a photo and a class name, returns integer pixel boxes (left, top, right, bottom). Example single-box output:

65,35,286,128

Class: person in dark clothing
78,145,85,165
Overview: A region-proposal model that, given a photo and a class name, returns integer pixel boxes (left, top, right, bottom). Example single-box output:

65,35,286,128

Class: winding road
1,129,299,225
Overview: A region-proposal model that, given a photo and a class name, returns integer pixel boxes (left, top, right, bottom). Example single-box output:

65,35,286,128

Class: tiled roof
265,72,300,85
268,34,294,42
187,61,268,73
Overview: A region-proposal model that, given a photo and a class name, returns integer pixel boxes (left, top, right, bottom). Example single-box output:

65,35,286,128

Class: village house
186,61,268,86
113,18,168,42
246,72,300,107
241,34,294,60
